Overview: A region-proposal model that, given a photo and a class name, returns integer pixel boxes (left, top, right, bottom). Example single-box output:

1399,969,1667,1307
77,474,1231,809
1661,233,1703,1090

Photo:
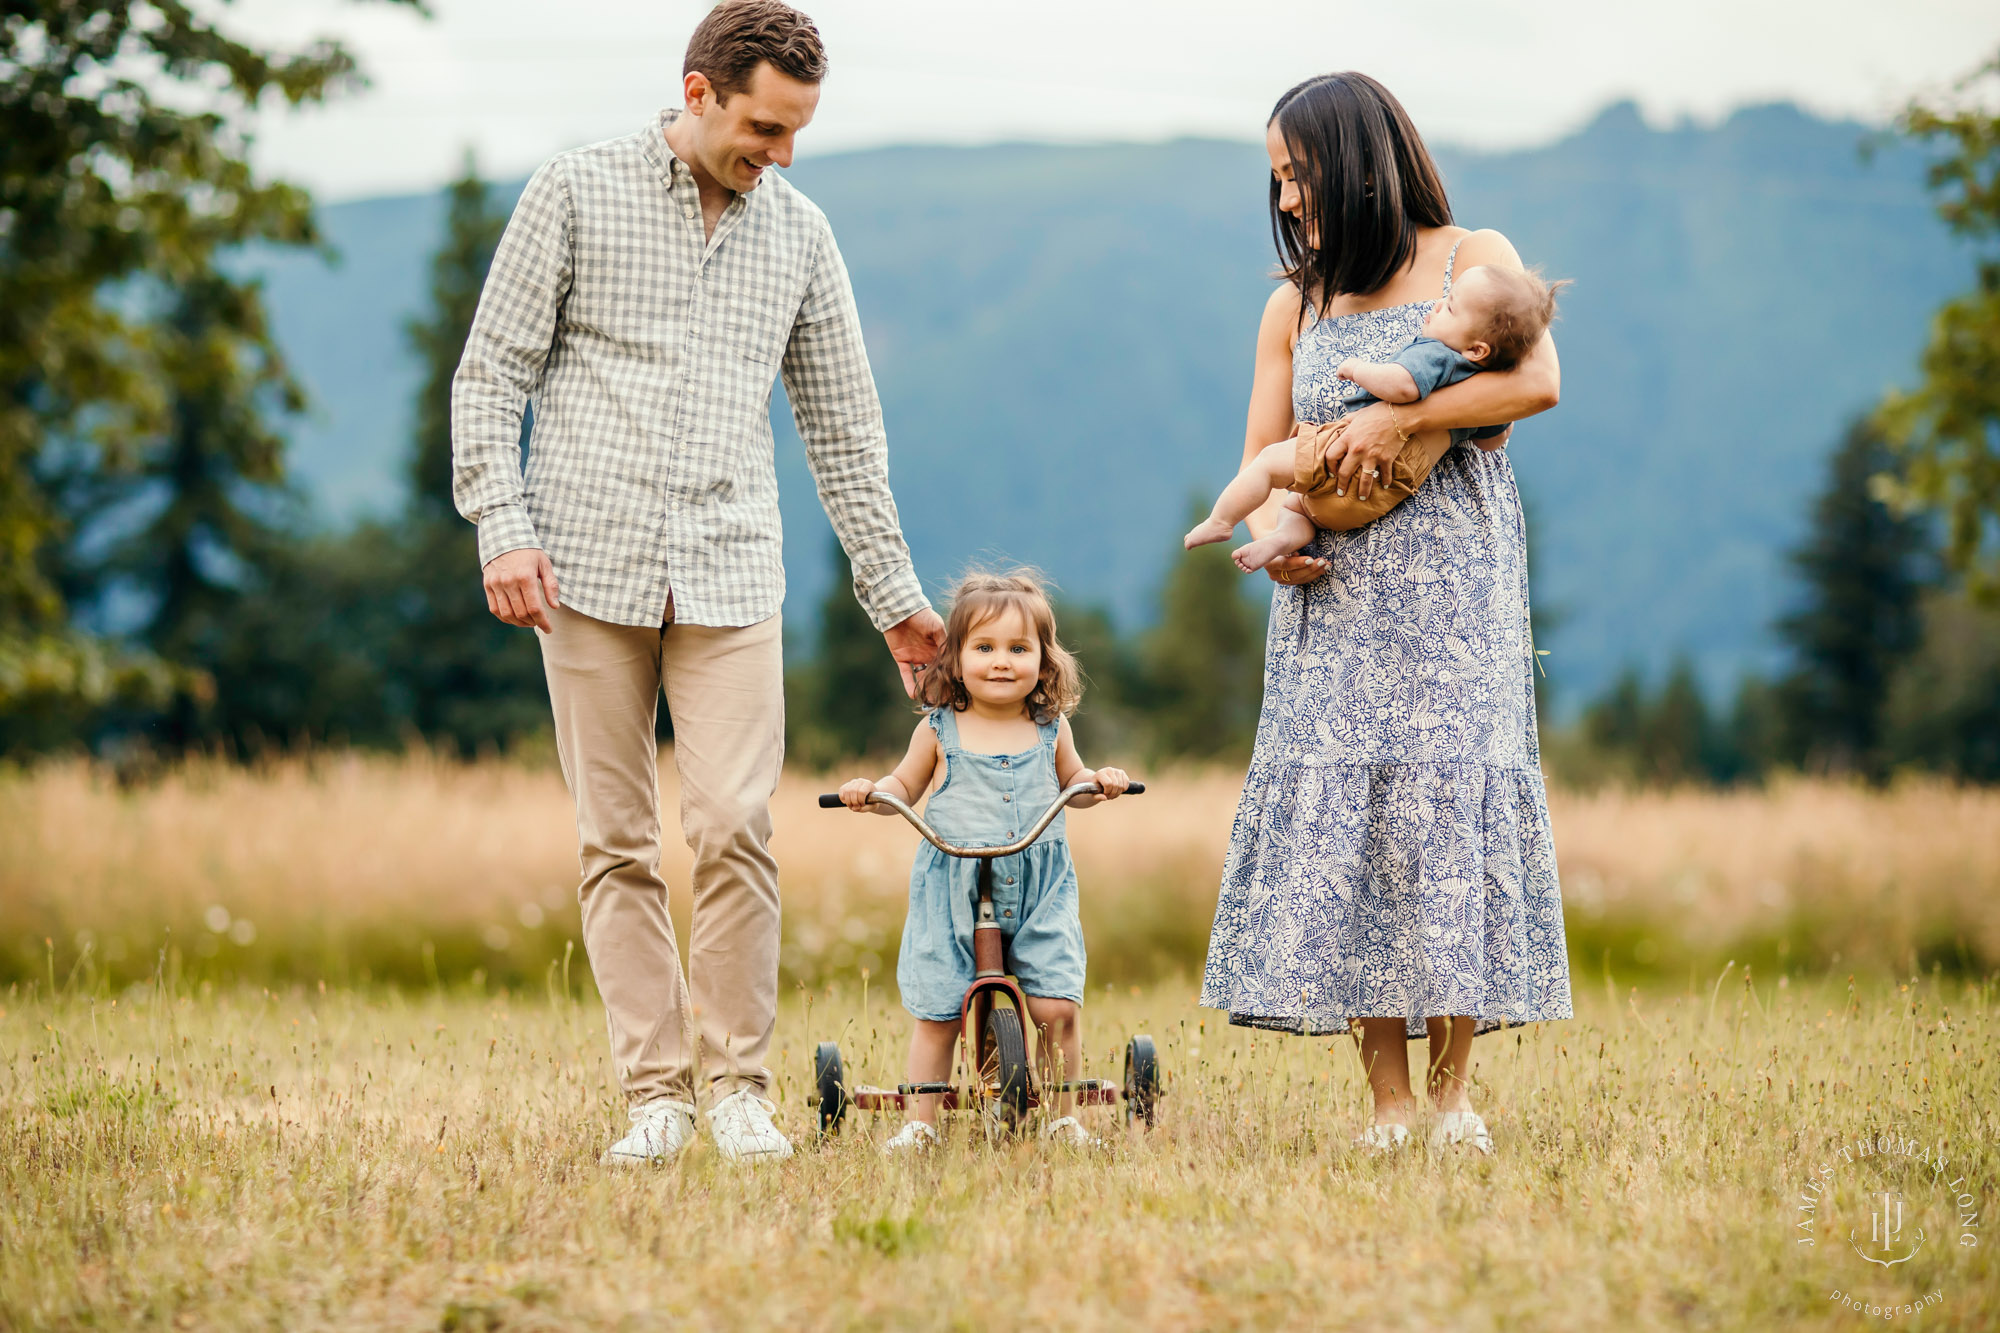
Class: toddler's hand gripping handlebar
816,780,1145,858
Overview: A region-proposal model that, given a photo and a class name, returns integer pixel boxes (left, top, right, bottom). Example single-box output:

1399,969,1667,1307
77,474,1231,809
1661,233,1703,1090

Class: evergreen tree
76,273,299,747
1139,507,1266,761
1773,420,1932,778
1635,658,1714,786
384,159,547,755
1884,590,2000,781
1055,600,1144,758
790,532,916,764
1876,51,2000,592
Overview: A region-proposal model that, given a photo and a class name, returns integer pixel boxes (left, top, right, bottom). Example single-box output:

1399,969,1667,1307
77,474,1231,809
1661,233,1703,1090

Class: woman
1198,72,1575,1155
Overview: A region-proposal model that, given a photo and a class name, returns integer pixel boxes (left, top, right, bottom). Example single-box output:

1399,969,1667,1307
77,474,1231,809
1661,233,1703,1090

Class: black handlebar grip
1126,781,1146,795
817,794,842,808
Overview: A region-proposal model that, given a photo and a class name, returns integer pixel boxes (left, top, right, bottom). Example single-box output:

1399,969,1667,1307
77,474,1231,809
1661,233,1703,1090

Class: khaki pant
539,602,784,1107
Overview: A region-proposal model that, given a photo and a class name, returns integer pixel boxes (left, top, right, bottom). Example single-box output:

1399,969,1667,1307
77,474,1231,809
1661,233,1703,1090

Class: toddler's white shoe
882,1120,939,1155
1041,1115,1101,1148
601,1097,698,1165
1352,1121,1412,1153
706,1088,794,1163
1429,1110,1494,1156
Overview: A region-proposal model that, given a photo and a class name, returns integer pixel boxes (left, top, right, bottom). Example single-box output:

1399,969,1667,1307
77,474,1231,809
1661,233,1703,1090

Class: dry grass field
3,753,1998,992
2,971,1995,1330
3,755,1998,1329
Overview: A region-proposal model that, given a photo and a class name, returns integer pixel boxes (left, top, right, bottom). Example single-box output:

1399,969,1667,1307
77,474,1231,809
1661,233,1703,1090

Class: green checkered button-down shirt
452,109,929,631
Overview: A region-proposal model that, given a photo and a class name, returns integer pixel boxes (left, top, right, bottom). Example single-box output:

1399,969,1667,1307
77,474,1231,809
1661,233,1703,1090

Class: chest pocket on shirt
722,288,797,366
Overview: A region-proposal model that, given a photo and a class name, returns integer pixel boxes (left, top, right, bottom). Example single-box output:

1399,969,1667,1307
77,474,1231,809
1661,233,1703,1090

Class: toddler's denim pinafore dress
896,706,1087,1022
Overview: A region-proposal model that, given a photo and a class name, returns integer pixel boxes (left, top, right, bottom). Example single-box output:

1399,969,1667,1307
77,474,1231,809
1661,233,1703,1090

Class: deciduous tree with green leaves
0,0,421,746
1876,50,2000,594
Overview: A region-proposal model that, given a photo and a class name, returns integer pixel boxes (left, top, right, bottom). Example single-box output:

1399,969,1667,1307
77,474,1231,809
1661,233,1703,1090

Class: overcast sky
222,0,2000,200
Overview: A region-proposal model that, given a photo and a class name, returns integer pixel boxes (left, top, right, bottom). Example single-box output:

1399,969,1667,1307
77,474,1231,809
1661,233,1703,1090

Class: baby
1186,264,1566,571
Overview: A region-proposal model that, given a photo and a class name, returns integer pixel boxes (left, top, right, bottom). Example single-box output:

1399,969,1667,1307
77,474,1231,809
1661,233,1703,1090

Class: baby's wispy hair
1467,264,1571,371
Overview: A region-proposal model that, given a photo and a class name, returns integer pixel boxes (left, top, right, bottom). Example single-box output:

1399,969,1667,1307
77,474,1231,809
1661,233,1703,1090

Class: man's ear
683,70,714,114
1465,340,1492,364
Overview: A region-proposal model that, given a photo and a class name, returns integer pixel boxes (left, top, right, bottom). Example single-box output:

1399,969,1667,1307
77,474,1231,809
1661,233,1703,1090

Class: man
452,0,943,1165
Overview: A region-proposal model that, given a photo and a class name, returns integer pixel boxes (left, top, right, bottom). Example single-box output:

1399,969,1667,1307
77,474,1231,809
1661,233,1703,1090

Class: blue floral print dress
1199,241,1575,1039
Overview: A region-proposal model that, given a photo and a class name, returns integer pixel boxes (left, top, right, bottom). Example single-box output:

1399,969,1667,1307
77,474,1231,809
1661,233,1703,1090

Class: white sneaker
1353,1121,1412,1154
1429,1110,1494,1156
882,1120,939,1155
1042,1115,1101,1148
706,1088,794,1163
601,1098,697,1166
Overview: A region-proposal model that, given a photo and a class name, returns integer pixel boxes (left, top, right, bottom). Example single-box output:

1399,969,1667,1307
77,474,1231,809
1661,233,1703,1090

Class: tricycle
810,778,1164,1138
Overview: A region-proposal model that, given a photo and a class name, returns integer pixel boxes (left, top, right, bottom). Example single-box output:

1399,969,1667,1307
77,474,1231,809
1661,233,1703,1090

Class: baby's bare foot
1233,535,1299,572
1184,517,1235,550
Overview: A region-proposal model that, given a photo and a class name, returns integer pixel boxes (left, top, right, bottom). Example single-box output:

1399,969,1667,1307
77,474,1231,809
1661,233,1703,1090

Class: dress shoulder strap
1442,236,1467,297
926,706,961,751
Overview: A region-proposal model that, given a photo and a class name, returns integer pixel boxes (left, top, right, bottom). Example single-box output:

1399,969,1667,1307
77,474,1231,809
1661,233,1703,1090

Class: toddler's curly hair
918,569,1082,725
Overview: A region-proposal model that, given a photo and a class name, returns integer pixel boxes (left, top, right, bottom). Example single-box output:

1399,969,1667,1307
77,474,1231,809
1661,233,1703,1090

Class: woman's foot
1428,1110,1493,1156
1352,1121,1411,1153
882,1120,939,1155
1233,533,1303,573
1184,516,1235,549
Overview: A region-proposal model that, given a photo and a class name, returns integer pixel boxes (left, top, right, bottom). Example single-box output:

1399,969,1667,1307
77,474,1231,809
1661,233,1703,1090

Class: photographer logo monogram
1795,1129,1981,1319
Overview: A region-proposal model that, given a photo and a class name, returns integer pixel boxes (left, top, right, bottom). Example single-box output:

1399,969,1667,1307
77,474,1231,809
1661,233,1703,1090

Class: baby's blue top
910,705,1073,914
1329,239,1505,443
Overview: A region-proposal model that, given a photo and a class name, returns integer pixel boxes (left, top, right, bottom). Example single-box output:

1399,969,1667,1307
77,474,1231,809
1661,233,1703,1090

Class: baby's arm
1186,438,1302,549
837,720,940,813
1335,358,1420,404
1053,716,1131,807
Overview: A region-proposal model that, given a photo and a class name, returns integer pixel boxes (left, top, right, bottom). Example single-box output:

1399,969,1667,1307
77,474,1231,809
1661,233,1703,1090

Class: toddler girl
837,570,1130,1152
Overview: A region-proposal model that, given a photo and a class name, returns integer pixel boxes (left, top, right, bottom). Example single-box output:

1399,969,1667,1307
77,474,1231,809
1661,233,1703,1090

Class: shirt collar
647,107,695,191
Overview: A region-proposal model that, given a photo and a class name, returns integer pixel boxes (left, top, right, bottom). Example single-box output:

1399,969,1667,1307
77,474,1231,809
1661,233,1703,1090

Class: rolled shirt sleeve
451,160,574,567
782,223,930,631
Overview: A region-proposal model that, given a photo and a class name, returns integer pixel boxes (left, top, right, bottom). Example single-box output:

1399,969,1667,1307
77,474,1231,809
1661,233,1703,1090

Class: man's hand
884,607,946,698
483,548,561,633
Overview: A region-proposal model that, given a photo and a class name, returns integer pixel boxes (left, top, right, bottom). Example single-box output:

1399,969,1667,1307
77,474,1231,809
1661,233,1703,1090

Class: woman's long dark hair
1269,72,1453,313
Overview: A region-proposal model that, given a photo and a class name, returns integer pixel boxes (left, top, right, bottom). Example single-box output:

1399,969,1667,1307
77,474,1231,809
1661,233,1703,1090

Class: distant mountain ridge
250,102,1968,707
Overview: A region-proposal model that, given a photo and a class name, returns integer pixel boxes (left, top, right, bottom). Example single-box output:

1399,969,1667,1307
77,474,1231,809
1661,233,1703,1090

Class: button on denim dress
896,707,1087,1022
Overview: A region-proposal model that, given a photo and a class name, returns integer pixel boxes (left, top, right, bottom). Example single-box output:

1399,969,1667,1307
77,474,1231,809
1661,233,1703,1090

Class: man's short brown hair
684,1,827,103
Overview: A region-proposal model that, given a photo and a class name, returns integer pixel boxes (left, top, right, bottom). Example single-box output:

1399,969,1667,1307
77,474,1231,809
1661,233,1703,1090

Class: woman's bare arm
1240,284,1330,584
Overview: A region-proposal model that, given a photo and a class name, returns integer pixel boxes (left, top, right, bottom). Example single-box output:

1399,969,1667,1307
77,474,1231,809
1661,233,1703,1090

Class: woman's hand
1263,552,1329,587
1326,403,1407,502
837,777,881,812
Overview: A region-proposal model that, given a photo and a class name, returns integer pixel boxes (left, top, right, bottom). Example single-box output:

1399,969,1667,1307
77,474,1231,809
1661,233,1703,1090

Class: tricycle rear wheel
814,1041,847,1137
1124,1034,1161,1129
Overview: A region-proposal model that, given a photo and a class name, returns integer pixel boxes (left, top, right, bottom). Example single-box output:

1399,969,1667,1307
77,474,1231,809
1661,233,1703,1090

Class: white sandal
1353,1121,1411,1153
1428,1110,1494,1155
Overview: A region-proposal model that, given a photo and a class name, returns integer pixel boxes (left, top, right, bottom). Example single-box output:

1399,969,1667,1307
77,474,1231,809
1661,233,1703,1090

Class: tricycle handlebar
816,780,1144,859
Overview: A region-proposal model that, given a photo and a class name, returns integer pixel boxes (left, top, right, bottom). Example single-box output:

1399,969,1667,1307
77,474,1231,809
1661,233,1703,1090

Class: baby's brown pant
1286,419,1452,531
